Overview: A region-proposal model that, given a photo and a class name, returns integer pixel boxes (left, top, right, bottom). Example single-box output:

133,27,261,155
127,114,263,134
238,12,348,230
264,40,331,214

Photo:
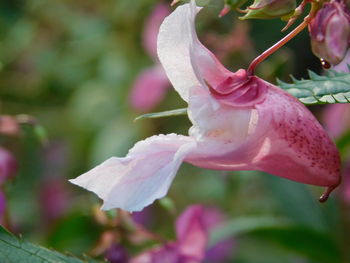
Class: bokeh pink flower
0,147,17,184
129,3,170,112
131,205,233,263
70,1,340,212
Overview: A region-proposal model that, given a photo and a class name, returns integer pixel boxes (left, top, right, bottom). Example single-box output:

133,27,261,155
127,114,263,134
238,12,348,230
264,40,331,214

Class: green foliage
209,216,288,246
278,70,350,104
0,226,101,263
249,226,341,263
225,0,249,9
211,216,340,263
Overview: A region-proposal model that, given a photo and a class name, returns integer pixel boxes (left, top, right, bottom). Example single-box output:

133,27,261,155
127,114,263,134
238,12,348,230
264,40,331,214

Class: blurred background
0,0,349,262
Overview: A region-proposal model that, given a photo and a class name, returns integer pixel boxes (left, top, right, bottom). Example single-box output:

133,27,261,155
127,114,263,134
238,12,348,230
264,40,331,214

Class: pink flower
0,147,17,185
70,1,341,212
130,4,170,112
39,178,70,221
131,205,232,263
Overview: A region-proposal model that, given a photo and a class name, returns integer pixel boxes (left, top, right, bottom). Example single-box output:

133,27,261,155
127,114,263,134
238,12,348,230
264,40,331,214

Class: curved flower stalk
70,1,341,212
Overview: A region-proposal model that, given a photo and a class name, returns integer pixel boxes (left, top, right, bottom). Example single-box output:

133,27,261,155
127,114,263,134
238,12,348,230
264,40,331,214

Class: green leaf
262,175,329,231
134,108,187,121
278,70,350,104
248,226,341,263
210,218,340,263
0,226,101,263
209,216,288,247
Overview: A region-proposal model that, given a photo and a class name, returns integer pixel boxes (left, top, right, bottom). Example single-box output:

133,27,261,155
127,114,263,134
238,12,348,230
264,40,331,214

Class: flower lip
207,69,249,96
207,69,268,107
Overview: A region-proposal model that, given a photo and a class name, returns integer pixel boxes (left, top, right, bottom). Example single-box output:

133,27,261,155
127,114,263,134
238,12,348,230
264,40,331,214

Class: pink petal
143,3,171,60
175,205,207,261
130,65,169,112
185,79,340,190
70,134,195,212
325,9,350,63
157,1,232,102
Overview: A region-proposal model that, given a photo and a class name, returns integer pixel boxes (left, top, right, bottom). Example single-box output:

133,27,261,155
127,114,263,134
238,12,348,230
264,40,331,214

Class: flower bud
309,0,350,65
241,0,296,20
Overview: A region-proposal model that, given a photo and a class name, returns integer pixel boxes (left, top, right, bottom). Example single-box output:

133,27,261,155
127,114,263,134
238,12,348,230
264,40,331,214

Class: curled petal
70,134,195,212
158,1,266,106
157,1,232,102
130,65,169,111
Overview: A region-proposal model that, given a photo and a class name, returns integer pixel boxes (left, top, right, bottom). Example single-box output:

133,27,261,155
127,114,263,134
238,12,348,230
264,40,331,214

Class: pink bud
309,0,350,65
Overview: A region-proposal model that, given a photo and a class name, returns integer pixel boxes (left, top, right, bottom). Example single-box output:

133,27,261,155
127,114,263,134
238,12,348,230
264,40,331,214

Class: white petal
157,1,231,102
69,134,195,212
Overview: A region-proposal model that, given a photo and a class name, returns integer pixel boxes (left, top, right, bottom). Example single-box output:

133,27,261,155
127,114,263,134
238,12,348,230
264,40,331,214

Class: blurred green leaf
248,226,341,263
90,118,138,164
263,175,329,230
134,108,187,121
0,226,101,263
209,216,288,246
46,213,101,254
278,70,350,104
